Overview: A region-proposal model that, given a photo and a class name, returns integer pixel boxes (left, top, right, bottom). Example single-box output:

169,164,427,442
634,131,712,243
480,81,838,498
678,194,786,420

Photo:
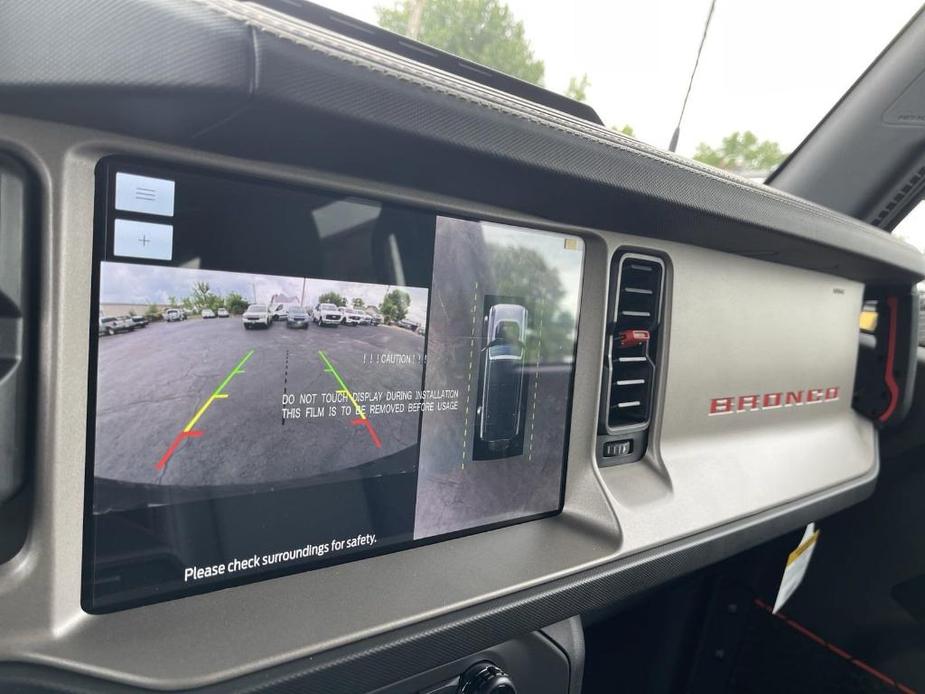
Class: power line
669,0,718,153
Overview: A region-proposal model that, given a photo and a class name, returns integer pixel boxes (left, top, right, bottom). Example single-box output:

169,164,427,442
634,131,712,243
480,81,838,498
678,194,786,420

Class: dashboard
0,1,923,692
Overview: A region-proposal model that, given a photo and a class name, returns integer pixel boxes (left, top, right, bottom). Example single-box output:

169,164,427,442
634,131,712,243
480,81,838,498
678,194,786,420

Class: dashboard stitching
193,0,891,243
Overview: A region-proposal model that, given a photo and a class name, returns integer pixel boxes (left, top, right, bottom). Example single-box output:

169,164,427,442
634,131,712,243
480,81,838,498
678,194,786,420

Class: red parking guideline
156,430,203,471
352,418,382,449
318,350,382,449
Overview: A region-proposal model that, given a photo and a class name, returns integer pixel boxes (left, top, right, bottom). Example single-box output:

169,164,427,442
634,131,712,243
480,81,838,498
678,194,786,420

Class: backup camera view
85,164,583,610
95,265,428,497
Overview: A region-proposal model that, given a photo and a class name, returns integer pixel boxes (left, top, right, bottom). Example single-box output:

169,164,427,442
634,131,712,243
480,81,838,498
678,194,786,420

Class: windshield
247,304,266,312
320,303,337,310
316,0,919,178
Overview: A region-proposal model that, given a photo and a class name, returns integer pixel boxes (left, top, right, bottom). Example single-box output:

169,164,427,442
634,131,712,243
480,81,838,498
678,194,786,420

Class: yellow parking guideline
182,349,254,432
318,350,366,419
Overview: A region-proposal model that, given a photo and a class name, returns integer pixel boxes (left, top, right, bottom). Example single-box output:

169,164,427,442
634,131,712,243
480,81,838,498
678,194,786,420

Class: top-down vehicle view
477,303,528,451
4,1,925,693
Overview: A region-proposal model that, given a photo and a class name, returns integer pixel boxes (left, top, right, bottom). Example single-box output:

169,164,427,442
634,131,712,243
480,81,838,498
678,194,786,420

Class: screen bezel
81,156,584,613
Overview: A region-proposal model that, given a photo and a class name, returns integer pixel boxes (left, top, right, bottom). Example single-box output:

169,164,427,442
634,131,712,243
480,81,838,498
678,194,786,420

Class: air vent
598,253,665,465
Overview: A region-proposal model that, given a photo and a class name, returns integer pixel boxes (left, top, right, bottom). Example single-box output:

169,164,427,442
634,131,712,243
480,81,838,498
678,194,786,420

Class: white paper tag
773,522,819,614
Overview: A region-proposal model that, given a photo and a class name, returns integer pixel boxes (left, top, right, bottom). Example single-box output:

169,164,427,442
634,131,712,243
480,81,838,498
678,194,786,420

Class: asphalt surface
94,317,425,493
413,219,574,539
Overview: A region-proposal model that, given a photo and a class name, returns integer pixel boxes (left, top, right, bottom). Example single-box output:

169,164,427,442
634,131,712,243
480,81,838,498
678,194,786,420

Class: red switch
616,329,649,348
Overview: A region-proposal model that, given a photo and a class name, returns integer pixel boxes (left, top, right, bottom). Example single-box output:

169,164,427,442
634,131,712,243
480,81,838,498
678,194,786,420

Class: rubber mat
892,575,925,625
725,600,915,694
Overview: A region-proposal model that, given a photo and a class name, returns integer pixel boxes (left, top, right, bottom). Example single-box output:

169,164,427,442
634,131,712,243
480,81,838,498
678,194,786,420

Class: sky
100,262,430,323
312,0,922,157
894,200,925,255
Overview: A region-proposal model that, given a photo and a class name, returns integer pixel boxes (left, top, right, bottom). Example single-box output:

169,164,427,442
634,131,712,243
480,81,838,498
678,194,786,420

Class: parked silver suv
242,303,272,329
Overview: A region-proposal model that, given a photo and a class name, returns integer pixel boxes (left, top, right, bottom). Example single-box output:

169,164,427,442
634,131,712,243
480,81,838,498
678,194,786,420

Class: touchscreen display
84,160,584,611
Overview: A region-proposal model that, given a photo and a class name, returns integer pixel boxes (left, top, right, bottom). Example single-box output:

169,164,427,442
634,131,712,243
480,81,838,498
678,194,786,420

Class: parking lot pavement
94,318,425,491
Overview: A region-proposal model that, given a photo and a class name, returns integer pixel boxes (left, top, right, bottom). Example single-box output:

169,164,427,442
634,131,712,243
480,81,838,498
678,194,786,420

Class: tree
566,74,590,103
145,303,161,320
318,291,347,307
352,297,365,309
224,291,249,315
191,281,212,309
376,0,545,85
487,244,576,363
612,124,635,137
379,289,411,323
189,281,224,311
167,295,178,308
693,131,786,172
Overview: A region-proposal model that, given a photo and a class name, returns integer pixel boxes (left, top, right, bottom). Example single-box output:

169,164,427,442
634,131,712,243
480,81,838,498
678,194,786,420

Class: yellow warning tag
774,523,819,613
787,529,820,567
